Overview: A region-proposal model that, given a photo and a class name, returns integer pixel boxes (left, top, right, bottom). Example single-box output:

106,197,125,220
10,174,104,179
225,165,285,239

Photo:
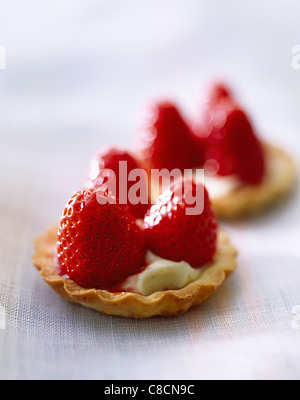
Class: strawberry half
85,147,150,219
197,83,266,185
223,107,266,184
57,189,147,289
143,178,218,268
138,101,201,171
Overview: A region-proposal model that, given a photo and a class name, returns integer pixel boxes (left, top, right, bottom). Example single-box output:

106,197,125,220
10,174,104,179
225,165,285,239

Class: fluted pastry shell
32,226,237,318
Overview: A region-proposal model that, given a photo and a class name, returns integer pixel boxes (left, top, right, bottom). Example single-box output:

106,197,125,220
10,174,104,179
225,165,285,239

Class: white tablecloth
0,0,300,380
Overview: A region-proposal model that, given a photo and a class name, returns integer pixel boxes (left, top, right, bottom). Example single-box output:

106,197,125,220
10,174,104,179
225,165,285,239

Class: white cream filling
120,251,204,296
204,174,242,199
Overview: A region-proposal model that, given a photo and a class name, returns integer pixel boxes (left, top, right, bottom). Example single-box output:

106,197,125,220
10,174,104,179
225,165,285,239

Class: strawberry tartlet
137,83,296,219
33,150,237,318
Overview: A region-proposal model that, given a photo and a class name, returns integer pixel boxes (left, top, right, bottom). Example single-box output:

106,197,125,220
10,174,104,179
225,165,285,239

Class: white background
0,0,300,380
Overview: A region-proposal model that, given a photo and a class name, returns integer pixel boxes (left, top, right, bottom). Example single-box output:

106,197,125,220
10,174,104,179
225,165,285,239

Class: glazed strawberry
192,84,234,166
223,107,265,184
138,102,201,171
143,179,218,268
193,82,233,135
85,148,149,219
204,100,266,184
57,189,147,289
195,83,266,184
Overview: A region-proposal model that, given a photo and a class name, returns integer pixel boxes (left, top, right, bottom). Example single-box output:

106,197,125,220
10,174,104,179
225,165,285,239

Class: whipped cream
120,251,204,296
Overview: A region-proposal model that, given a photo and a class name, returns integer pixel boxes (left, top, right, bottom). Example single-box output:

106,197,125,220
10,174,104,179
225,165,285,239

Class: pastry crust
211,143,297,220
32,226,238,318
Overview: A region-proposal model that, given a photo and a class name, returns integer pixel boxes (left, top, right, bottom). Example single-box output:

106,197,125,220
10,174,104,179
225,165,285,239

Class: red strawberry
138,101,202,171
205,100,266,184
192,83,234,167
196,83,266,185
57,189,147,289
85,148,149,219
143,178,218,268
224,107,265,184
